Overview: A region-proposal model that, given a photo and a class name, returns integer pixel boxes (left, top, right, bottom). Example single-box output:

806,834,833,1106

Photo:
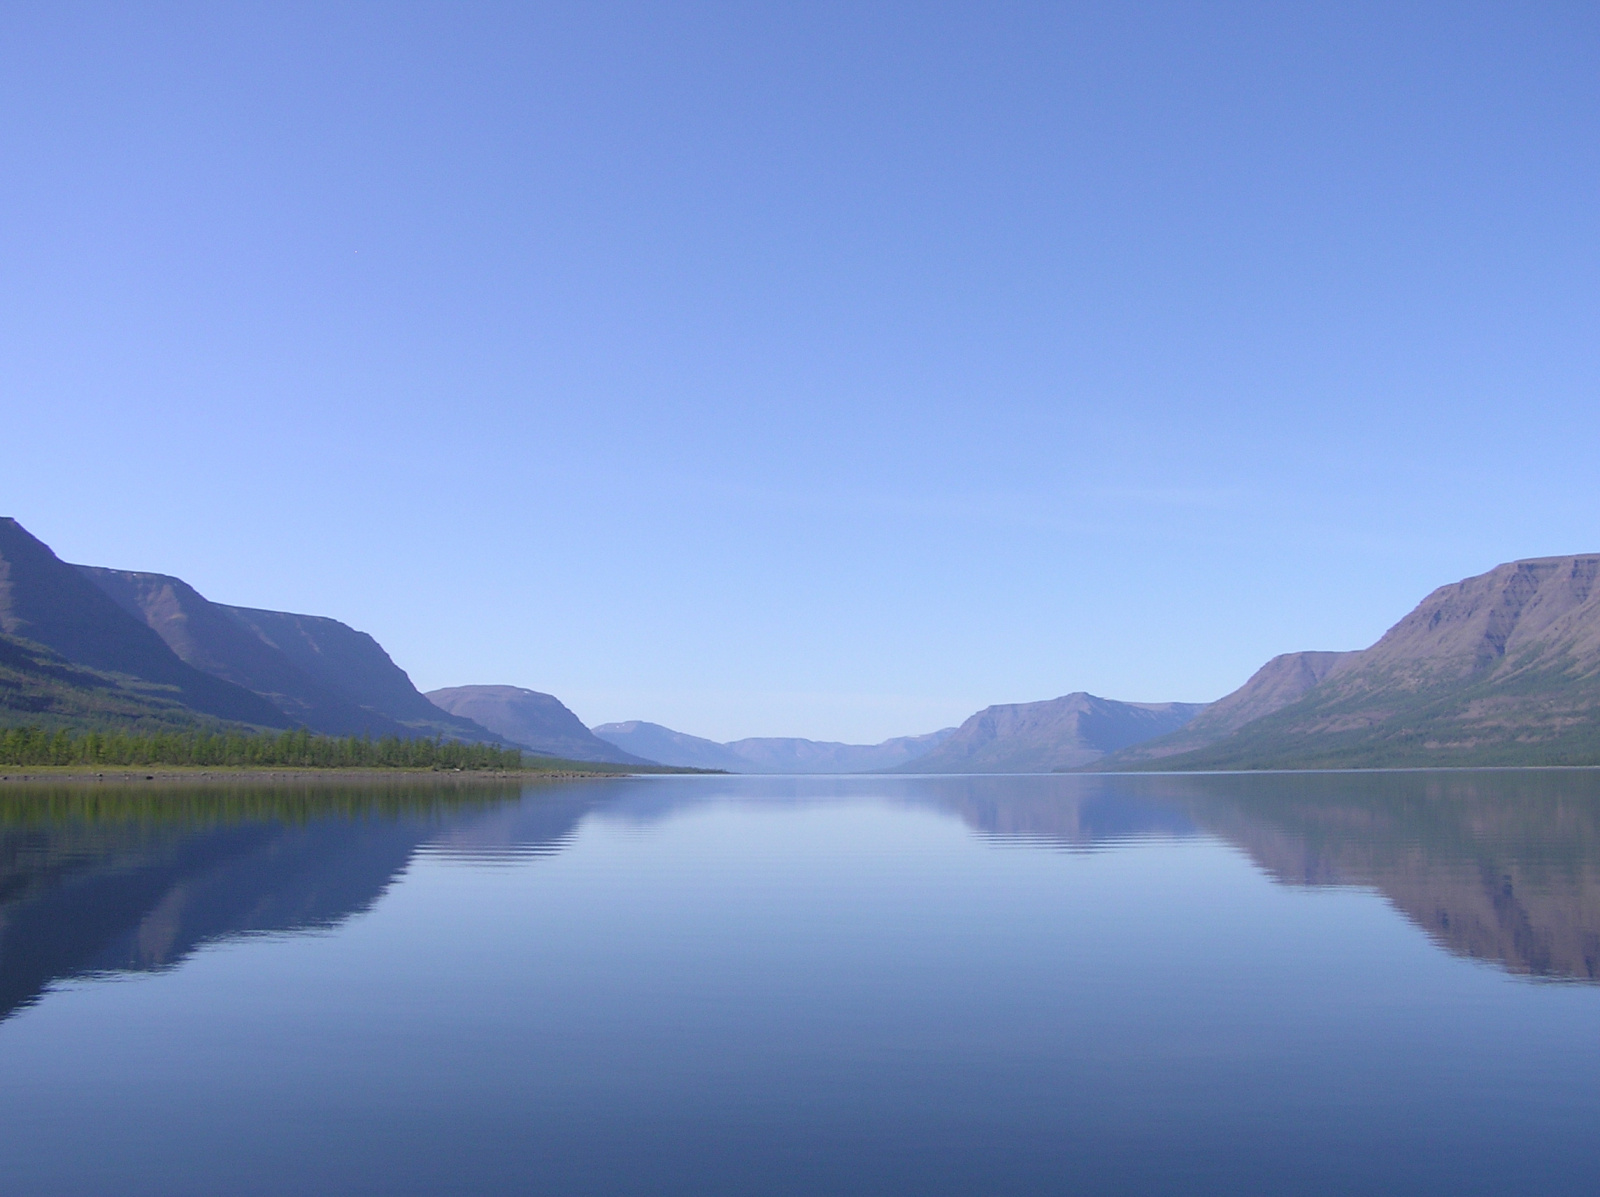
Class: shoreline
0,766,627,785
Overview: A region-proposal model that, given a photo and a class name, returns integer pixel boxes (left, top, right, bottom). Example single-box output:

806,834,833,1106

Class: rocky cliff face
0,519,285,727
82,568,413,737
899,693,1205,773
1157,554,1600,769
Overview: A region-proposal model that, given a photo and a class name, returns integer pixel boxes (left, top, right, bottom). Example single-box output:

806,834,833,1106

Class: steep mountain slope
221,606,497,742
81,568,413,737
590,722,957,773
0,633,205,730
426,687,649,764
1149,554,1600,769
1101,651,1356,765
0,519,285,726
897,693,1205,773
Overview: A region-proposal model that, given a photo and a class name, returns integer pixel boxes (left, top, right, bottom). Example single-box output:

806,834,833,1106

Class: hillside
217,606,498,742
895,693,1205,773
0,633,207,730
0,520,284,727
1100,651,1356,765
591,721,957,773
82,568,413,737
591,722,749,771
1142,554,1600,769
427,687,648,764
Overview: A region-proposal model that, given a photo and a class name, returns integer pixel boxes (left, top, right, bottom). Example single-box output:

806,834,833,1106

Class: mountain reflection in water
921,770,1600,982
2,770,1599,1025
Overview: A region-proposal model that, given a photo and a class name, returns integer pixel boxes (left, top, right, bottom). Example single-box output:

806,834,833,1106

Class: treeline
0,726,523,771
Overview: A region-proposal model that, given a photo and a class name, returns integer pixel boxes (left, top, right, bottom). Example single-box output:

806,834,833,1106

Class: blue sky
4,2,1597,742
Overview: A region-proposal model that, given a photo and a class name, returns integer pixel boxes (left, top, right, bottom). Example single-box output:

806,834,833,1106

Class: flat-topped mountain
426,687,648,764
218,605,495,741
1146,554,1600,769
83,568,411,737
591,721,956,773
0,519,284,726
0,517,504,743
894,693,1205,773
81,567,498,742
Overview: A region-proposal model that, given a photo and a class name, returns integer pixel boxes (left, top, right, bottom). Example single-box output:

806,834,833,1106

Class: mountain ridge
592,721,957,773
895,692,1206,773
426,686,649,764
1129,554,1600,770
0,519,285,727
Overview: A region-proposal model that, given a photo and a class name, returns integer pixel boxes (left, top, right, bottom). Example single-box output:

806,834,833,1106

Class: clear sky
4,2,1598,743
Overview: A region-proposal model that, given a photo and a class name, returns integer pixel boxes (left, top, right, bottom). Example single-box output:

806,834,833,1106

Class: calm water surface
2,771,1599,1195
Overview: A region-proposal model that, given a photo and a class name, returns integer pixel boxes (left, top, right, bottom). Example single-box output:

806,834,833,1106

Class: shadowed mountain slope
0,519,285,727
590,721,957,773
427,687,649,764
0,633,207,730
81,568,414,737
1101,651,1357,766
1145,554,1600,770
220,606,499,742
892,693,1205,773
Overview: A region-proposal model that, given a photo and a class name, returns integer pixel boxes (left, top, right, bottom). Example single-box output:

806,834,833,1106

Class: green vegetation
1124,665,1600,772
0,726,524,771
0,633,204,731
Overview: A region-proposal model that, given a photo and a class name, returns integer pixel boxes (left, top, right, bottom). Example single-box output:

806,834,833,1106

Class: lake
2,770,1598,1195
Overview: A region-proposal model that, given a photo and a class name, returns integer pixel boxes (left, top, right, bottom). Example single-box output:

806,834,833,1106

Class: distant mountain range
8,513,1600,771
892,693,1205,773
591,722,956,773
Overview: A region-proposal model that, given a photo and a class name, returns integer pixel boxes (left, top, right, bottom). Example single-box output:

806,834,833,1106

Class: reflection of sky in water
1,772,1599,1196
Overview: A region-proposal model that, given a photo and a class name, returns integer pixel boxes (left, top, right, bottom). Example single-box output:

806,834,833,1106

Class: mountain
1100,651,1357,765
1143,554,1600,770
721,729,957,772
896,693,1206,773
216,606,499,742
0,633,206,730
426,687,650,764
81,568,415,737
0,519,285,727
591,722,748,771
590,721,957,773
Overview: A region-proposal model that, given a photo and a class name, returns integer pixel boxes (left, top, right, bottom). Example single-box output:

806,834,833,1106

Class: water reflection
925,770,1600,982
3,769,1600,1022
0,780,524,1020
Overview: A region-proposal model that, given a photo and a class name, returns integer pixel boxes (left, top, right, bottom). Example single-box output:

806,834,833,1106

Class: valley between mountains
5,516,1600,771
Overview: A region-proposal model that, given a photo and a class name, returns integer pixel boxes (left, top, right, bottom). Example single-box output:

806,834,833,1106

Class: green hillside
0,633,208,732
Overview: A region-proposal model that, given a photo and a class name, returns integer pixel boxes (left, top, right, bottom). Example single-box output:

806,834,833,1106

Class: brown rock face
1142,554,1600,770
1336,555,1600,687
0,518,285,727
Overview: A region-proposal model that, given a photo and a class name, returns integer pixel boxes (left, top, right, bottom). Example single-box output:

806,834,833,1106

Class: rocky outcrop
0,519,285,726
1151,554,1600,769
